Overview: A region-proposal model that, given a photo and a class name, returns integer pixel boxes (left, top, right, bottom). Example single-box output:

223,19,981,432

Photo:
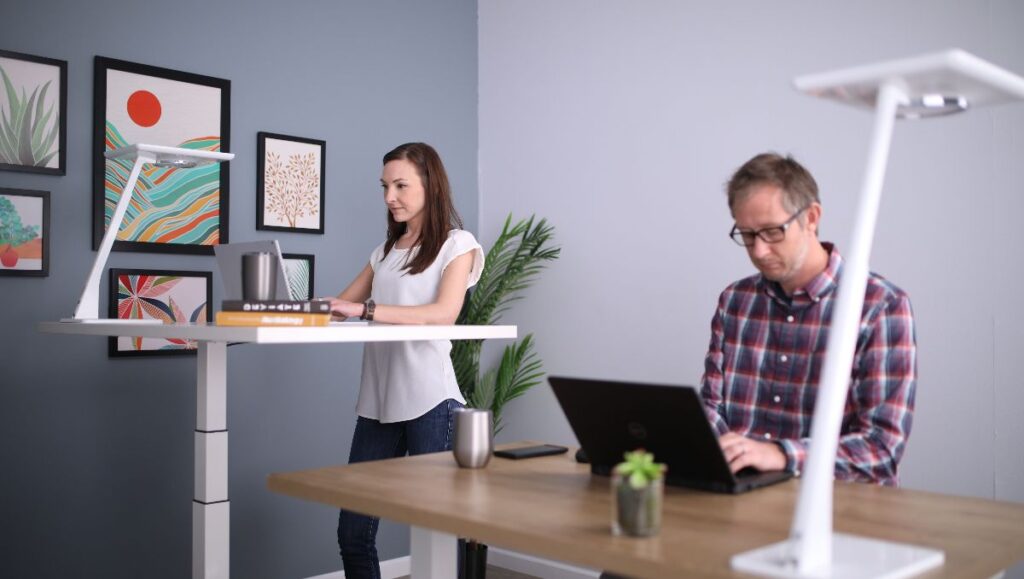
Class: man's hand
718,432,787,474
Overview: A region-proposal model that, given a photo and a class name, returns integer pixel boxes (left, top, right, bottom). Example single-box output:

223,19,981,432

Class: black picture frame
0,49,67,175
282,252,315,300
93,56,231,255
257,131,326,234
107,268,213,358
0,187,50,277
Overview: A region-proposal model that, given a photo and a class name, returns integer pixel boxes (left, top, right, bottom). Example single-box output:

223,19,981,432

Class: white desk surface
38,321,517,344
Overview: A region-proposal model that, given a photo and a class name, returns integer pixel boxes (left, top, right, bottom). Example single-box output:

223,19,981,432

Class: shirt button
764,433,773,440
786,315,795,322
780,355,788,362
813,296,821,303
773,395,781,403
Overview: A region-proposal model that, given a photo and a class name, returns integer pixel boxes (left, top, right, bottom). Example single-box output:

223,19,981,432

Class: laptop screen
548,376,792,493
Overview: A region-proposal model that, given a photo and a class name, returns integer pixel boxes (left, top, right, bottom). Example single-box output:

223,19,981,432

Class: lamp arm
68,154,151,321
786,80,906,574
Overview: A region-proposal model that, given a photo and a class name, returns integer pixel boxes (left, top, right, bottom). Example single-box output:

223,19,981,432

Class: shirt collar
760,242,842,306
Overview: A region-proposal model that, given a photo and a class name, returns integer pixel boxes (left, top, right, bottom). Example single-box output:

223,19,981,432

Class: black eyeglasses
729,206,808,247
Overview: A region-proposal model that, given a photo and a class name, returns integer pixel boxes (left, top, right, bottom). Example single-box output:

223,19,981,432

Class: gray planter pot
612,476,664,537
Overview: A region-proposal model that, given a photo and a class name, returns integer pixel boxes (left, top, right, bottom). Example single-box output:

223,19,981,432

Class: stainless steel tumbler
242,252,277,301
453,408,493,468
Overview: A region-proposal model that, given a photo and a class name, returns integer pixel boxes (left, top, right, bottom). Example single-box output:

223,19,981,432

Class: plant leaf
451,213,560,430
17,86,40,164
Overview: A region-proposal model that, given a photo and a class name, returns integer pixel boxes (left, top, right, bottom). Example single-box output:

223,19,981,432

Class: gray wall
0,1,477,577
480,1,1024,503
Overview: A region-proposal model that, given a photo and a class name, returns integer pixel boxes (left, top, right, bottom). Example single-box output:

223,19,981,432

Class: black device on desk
494,444,569,459
548,376,792,494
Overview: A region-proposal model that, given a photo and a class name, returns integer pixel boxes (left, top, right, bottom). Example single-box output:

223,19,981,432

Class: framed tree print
0,188,49,276
0,50,67,175
93,56,230,255
282,252,315,300
257,132,325,234
108,268,212,357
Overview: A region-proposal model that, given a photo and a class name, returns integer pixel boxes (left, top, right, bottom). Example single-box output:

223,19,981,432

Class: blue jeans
337,398,463,579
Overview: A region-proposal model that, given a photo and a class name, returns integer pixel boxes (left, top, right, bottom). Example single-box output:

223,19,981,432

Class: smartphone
493,444,569,460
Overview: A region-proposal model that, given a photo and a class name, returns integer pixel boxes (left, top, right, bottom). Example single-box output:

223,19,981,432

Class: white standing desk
38,321,517,579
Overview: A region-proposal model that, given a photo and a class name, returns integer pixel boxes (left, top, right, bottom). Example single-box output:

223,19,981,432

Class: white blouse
356,229,484,423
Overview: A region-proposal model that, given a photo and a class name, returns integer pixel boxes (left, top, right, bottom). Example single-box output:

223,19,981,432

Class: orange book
215,311,331,327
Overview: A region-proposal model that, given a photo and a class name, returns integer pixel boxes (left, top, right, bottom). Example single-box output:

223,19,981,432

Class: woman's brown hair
381,142,464,274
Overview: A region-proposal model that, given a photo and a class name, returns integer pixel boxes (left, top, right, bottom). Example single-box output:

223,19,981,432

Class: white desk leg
194,341,229,579
410,526,457,578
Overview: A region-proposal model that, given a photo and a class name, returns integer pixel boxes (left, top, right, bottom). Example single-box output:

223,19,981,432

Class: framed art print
282,252,315,300
257,132,325,234
0,49,67,175
0,188,49,276
108,268,212,357
94,56,230,255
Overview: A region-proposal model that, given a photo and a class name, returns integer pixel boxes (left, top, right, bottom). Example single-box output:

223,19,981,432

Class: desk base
732,533,944,578
411,527,457,578
193,501,229,579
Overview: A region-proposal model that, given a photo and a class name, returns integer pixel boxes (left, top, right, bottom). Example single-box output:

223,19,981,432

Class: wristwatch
361,299,376,321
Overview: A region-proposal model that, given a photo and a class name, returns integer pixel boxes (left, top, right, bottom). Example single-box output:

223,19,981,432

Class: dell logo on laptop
627,422,648,440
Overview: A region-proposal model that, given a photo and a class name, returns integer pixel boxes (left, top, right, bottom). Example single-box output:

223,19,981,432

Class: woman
328,142,483,578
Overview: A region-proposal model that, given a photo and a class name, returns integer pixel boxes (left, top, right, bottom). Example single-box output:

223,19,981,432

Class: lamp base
731,533,944,579
60,317,165,325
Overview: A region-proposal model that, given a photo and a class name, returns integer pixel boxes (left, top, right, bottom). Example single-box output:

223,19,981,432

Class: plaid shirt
700,243,916,486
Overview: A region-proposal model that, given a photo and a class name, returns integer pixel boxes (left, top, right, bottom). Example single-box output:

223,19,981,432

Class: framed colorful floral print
93,56,230,255
107,268,212,357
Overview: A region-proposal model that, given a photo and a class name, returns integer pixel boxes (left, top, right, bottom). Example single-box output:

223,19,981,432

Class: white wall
479,0,1024,502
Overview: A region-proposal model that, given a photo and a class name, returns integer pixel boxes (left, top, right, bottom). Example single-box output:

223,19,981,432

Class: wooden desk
38,321,516,579
268,443,1024,578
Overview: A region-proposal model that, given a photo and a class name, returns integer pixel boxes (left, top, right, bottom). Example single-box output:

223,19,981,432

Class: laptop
548,376,793,494
213,240,292,301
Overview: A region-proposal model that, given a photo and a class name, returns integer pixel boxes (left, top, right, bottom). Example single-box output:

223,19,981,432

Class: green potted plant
451,214,558,579
452,214,560,433
612,449,666,537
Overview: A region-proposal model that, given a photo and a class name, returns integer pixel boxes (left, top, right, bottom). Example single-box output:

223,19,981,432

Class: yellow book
215,311,331,327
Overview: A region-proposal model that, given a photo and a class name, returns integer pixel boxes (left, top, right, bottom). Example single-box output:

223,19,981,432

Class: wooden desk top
268,443,1024,578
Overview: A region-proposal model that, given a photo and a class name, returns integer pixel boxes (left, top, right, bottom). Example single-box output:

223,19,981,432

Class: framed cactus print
257,132,325,234
0,50,67,175
107,268,212,357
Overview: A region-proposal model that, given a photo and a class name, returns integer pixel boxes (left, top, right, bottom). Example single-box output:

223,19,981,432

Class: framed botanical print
0,50,67,175
257,132,325,234
108,268,212,357
93,56,230,255
0,188,49,276
282,252,315,300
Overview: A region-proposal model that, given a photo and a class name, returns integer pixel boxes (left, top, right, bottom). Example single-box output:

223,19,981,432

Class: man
701,153,916,485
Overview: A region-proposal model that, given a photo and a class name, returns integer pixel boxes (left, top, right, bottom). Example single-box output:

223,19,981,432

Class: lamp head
795,49,1024,119
154,157,200,169
898,94,969,119
104,143,235,166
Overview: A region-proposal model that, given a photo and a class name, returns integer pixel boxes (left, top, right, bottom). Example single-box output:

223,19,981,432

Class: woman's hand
326,297,364,321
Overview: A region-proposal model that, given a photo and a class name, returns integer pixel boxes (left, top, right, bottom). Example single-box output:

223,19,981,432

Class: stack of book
215,299,333,327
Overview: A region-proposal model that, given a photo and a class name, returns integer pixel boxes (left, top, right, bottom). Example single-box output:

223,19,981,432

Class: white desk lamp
732,49,1024,578
64,144,234,323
